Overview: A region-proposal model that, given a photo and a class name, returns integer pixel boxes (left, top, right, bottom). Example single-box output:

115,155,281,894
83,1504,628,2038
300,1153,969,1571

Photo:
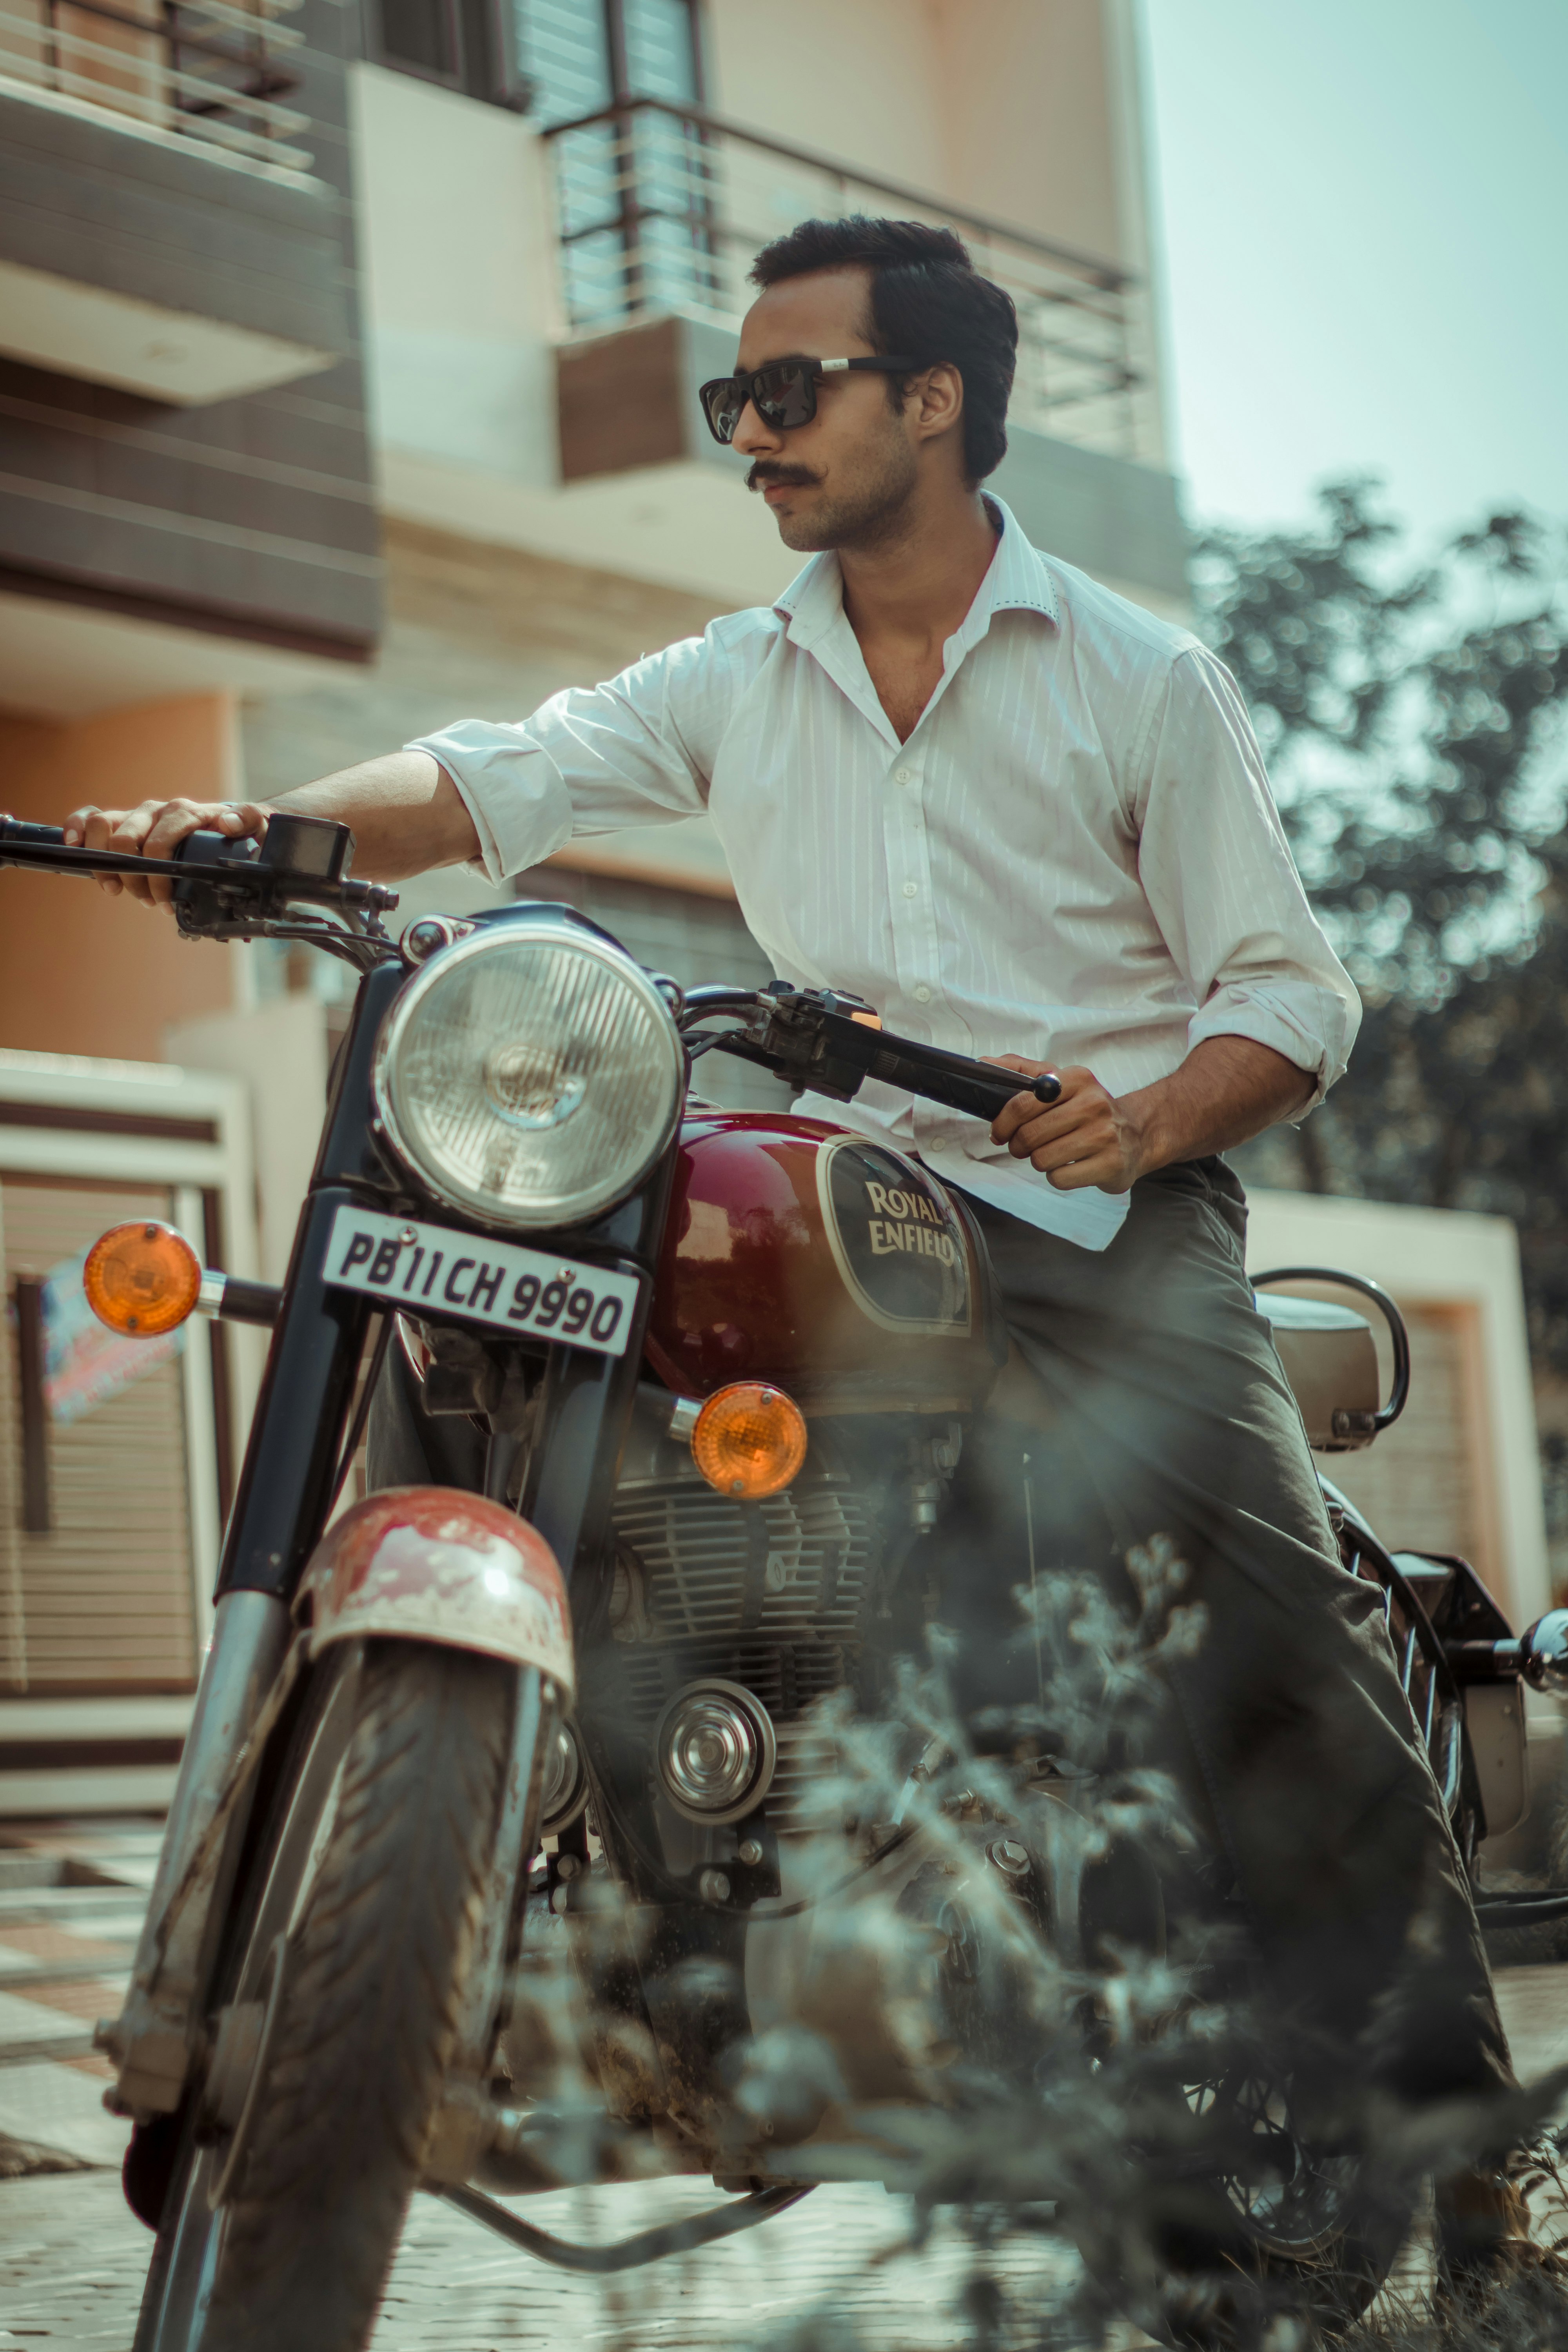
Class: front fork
103,1475,574,2133
102,1590,294,2114
107,1617,559,2167
422,1664,557,2181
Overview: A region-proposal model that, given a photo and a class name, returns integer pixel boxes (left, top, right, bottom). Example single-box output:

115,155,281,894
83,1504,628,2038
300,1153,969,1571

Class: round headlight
374,920,683,1228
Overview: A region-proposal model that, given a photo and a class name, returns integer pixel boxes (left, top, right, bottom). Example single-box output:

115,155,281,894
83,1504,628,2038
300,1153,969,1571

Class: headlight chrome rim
373,917,684,1231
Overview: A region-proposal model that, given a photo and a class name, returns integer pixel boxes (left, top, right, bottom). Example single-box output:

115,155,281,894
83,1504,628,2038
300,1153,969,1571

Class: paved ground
2,1818,1564,2350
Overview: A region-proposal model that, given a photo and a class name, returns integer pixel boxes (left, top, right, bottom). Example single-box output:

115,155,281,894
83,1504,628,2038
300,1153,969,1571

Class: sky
1139,0,1568,552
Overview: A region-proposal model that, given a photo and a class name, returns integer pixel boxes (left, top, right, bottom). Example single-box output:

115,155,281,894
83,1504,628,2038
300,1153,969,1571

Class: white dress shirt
411,498,1358,1252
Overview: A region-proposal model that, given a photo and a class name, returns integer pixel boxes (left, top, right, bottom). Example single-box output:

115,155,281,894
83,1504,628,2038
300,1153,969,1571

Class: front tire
136,1639,513,2352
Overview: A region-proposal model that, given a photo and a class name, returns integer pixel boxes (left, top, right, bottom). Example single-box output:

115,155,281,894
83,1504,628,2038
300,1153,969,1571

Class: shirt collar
771,494,1060,649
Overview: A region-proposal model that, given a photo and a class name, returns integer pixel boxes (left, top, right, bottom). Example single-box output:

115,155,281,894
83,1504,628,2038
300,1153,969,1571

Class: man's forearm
268,751,479,882
990,1034,1316,1193
64,748,481,906
1123,1036,1316,1173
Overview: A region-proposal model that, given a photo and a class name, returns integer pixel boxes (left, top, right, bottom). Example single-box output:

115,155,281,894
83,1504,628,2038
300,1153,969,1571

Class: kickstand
434,2179,814,2273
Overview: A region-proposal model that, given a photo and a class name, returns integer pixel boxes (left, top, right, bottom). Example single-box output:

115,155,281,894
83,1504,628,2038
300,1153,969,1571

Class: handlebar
0,811,400,931
684,982,1063,1125
2,830,1056,1125
844,1029,1063,1124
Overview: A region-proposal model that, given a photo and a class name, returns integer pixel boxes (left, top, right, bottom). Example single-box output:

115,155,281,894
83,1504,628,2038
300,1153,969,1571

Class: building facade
8,0,1546,1804
0,2,1192,1754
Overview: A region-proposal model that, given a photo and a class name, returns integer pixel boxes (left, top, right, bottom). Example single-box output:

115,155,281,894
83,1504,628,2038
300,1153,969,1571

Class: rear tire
1070,2072,1411,2349
135,1639,512,2352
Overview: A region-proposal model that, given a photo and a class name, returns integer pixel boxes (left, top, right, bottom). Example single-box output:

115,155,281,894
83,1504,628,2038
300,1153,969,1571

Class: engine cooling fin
611,1477,875,1642
605,1468,882,1835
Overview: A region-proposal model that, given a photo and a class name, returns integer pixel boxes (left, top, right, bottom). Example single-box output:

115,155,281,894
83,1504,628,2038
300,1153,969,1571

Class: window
369,0,701,120
376,0,462,81
513,0,698,122
512,0,613,124
514,0,708,325
367,0,514,101
368,0,708,321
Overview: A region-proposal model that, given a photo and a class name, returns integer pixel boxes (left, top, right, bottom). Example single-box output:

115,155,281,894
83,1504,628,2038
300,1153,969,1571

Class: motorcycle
3,806,1566,2351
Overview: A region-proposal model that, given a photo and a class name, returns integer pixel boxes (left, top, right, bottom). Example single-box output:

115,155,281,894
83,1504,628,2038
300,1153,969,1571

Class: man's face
732,268,920,553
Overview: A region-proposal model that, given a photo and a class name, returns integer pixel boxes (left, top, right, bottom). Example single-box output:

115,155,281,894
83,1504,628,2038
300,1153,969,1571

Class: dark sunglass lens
755,362,815,428
701,380,744,443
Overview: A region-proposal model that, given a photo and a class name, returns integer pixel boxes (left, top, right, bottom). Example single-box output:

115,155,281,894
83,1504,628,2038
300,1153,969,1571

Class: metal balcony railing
542,96,1151,461
0,0,312,177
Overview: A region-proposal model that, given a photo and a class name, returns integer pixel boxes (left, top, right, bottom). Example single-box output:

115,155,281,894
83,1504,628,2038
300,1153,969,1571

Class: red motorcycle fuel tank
643,1111,1004,1411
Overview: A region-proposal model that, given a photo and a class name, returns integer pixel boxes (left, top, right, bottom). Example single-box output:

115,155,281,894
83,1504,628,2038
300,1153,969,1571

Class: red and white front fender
301,1487,574,1697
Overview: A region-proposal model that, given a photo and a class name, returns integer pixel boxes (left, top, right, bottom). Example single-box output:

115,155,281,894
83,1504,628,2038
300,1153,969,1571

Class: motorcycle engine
580,1390,949,1862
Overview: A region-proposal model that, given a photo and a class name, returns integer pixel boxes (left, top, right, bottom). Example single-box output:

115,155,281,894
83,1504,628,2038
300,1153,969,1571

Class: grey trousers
941,1156,1513,2110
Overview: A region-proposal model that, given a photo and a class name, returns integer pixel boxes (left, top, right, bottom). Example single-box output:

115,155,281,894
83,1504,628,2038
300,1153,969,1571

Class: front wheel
135,1639,514,2352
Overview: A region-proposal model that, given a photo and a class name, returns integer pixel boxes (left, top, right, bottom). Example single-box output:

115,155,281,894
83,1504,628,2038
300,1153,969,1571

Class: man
67,216,1524,2264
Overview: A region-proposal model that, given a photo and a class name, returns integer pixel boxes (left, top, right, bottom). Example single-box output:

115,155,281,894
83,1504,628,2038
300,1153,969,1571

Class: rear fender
302,1486,574,1696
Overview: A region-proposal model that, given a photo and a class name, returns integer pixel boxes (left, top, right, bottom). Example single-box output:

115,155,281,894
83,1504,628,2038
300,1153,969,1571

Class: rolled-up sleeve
407,620,757,884
1133,646,1361,1106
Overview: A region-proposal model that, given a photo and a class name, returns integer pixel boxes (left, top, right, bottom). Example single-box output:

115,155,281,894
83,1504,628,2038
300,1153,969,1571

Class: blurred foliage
1198,483,1568,1371
508,1542,1568,2347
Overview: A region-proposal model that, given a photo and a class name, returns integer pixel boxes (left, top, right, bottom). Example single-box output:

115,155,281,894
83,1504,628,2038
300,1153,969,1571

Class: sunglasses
698,354,922,446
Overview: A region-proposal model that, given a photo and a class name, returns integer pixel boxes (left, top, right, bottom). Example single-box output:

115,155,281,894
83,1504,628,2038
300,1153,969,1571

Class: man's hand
987,1037,1318,1193
988,1058,1147,1192
63,798,267,908
60,752,479,906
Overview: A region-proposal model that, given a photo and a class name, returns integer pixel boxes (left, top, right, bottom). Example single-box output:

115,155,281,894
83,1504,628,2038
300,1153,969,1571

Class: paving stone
0,2069,131,2172
1,1814,1563,2347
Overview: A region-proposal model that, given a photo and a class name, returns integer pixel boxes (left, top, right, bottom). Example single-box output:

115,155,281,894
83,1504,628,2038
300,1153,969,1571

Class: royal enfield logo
864,1177,961,1266
815,1136,971,1338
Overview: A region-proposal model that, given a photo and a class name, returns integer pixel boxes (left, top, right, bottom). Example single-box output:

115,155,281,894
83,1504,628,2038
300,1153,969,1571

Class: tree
1196,483,1568,1371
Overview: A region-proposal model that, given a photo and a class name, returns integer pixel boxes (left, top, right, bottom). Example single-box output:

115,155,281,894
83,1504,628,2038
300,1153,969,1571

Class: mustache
746,462,820,492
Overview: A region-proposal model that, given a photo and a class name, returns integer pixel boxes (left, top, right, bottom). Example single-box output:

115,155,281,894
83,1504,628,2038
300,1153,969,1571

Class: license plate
323,1205,639,1357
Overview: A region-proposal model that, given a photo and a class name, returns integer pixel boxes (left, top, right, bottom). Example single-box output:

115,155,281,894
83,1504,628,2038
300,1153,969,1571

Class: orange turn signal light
691,1381,808,1501
83,1221,202,1338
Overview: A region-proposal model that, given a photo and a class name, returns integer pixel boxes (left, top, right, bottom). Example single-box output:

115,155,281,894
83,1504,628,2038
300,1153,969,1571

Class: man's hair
748,216,1018,483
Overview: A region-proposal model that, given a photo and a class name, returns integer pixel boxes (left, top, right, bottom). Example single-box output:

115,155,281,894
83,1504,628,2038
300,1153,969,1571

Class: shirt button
894,766,913,784
914,984,932,1003
902,880,918,898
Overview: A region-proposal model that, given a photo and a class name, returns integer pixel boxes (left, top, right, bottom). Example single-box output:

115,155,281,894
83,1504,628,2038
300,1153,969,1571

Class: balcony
0,0,346,405
0,0,312,180
543,94,1158,467
534,97,1184,612
0,0,377,681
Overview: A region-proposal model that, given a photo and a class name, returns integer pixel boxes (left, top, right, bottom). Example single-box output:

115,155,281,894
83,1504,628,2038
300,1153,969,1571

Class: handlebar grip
0,817,67,849
859,1030,1062,1123
908,1063,1061,1123
964,1069,1063,1118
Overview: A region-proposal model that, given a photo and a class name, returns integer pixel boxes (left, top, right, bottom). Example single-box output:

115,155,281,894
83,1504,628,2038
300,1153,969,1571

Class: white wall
1246,1187,1550,1631
350,64,559,492
351,64,799,605
166,997,328,1290
704,0,1129,265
